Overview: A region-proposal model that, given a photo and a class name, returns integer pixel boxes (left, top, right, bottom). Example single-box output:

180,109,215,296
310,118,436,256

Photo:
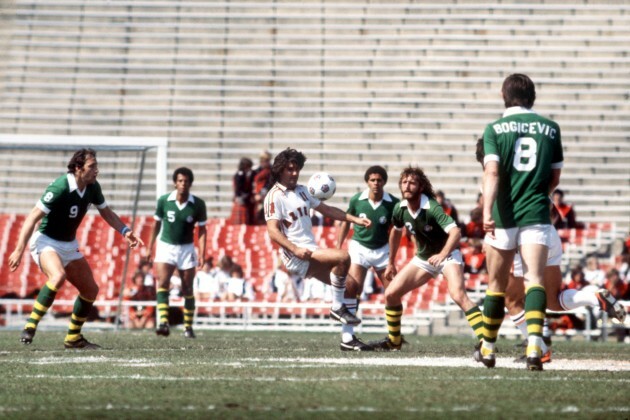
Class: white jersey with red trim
264,182,321,251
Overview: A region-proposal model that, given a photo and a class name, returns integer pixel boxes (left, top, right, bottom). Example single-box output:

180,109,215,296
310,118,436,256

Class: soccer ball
307,172,336,201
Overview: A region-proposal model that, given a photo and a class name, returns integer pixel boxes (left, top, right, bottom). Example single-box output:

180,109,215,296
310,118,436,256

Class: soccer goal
0,135,167,329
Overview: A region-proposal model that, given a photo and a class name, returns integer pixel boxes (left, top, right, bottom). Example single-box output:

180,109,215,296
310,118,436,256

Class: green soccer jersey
347,190,399,249
483,107,564,228
391,194,458,260
155,191,207,245
36,173,106,242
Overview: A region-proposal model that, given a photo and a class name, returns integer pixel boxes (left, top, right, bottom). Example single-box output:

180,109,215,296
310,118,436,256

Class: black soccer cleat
340,335,374,352
184,327,196,339
156,323,170,337
329,304,361,326
473,341,482,363
20,327,36,345
526,356,543,371
64,335,101,350
596,289,627,323
368,336,406,352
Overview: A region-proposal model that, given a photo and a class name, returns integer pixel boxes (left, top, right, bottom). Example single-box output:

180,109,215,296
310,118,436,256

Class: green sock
465,306,484,340
65,295,94,342
157,288,170,325
25,281,58,330
385,304,403,345
183,295,195,329
482,291,505,344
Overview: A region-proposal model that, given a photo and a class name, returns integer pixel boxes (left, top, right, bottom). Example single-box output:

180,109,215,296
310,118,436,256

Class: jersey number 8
513,137,537,172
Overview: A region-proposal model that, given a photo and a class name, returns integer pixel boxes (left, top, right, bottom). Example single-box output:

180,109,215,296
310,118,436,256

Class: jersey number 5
513,137,537,172
167,211,176,223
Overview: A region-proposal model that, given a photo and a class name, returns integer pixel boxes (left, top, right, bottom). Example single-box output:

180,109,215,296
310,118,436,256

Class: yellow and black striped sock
65,295,94,343
24,281,58,331
157,288,170,325
183,295,195,329
482,291,505,345
385,304,403,345
525,285,546,356
465,306,484,340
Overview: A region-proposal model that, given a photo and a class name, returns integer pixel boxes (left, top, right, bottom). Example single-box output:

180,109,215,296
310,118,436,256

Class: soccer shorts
30,231,84,268
410,249,463,278
513,227,562,277
154,240,197,270
485,224,552,251
280,245,318,278
348,239,389,271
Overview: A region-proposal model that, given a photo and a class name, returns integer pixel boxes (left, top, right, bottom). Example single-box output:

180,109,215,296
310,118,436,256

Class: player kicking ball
8,148,143,349
264,148,371,326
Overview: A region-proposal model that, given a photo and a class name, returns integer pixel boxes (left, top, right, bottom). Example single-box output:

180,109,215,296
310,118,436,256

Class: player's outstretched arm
98,206,144,249
315,202,371,228
8,206,46,272
428,226,462,267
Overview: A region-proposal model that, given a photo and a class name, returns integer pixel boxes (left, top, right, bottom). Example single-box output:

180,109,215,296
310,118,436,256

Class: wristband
120,226,131,236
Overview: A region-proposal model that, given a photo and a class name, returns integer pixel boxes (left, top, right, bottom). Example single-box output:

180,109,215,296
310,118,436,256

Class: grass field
0,329,628,419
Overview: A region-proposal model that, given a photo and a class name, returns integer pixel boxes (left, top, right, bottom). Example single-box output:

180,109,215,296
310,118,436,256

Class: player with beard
373,166,484,351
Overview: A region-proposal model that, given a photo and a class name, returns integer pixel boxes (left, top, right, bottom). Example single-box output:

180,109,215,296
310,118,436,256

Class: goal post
0,134,167,330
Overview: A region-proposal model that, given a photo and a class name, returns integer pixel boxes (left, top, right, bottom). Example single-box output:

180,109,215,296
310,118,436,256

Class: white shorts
154,240,197,270
485,224,552,251
30,231,84,268
280,245,318,278
513,227,562,277
410,249,463,278
348,240,389,271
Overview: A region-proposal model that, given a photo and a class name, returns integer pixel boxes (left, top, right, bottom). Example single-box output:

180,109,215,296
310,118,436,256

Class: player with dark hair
264,148,371,326
373,166,484,350
479,74,563,370
146,167,207,338
336,165,399,351
8,148,143,349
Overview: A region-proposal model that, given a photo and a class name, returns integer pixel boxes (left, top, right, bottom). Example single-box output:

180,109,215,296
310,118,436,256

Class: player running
264,148,371,326
336,166,399,351
146,167,207,338
373,166,484,351
8,148,143,349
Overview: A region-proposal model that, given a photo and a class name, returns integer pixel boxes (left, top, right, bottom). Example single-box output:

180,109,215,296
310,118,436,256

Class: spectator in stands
253,150,273,225
272,263,303,302
124,271,156,330
230,157,256,225
8,148,143,349
566,266,589,290
605,269,629,301
436,190,460,226
584,256,606,287
465,207,485,239
215,255,234,294
139,259,155,288
550,189,579,229
301,277,331,303
264,147,370,326
145,167,207,339
463,238,486,274
194,257,221,302
225,264,255,301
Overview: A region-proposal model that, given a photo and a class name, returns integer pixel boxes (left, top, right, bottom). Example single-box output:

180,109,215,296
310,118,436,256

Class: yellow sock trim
486,290,506,297
45,281,59,292
25,322,37,329
79,295,95,303
524,311,546,320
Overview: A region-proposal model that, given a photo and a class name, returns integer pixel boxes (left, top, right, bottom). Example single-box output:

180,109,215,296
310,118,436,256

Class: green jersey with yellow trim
483,107,563,228
37,173,106,242
392,194,458,260
346,190,399,249
154,191,207,245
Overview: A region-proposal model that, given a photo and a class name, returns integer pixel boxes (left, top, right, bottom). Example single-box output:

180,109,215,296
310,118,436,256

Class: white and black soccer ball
307,172,336,201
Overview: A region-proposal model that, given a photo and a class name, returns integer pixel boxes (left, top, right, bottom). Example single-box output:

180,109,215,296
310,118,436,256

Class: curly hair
67,148,97,173
364,165,388,183
271,148,307,182
173,167,194,185
475,137,484,167
398,166,435,199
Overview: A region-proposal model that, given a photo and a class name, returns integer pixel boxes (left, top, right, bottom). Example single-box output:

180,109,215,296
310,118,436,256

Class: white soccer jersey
264,182,321,251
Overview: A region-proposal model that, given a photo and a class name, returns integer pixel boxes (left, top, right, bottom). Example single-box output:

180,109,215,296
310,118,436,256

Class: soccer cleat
478,344,496,368
596,289,627,323
473,341,482,362
526,356,543,371
340,335,374,352
329,304,361,326
514,349,552,364
20,328,36,345
368,336,406,352
64,335,101,350
184,327,196,339
156,323,170,337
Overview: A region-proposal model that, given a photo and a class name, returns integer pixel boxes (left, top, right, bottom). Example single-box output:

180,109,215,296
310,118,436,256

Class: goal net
0,135,166,327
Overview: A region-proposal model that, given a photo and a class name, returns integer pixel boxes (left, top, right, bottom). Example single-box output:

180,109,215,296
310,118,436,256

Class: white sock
341,298,357,342
510,310,529,338
558,289,598,310
527,336,543,358
330,273,346,310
